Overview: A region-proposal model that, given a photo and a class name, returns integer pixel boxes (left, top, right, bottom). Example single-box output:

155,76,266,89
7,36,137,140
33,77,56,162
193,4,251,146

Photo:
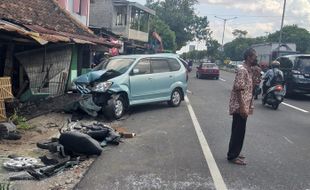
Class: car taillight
275,85,283,91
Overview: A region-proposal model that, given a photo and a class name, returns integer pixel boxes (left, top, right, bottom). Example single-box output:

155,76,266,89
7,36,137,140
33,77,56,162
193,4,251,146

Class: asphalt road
76,70,310,190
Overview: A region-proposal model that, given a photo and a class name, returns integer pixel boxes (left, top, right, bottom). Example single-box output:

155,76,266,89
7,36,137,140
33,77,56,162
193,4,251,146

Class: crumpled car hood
74,70,121,85
75,70,107,84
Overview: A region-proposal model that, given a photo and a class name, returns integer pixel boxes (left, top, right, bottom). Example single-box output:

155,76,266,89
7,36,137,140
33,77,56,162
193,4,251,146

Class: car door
129,58,153,101
150,58,174,98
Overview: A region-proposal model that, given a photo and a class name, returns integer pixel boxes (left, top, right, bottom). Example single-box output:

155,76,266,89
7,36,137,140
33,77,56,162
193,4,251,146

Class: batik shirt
229,64,254,115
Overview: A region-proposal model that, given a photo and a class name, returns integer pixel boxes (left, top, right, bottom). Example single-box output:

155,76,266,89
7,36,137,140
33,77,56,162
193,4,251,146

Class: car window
202,63,216,69
168,58,181,71
133,58,151,75
103,58,135,74
294,57,310,72
151,59,170,73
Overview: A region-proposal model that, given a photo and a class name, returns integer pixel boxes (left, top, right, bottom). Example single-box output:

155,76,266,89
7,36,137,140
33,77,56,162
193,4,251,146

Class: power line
203,13,295,18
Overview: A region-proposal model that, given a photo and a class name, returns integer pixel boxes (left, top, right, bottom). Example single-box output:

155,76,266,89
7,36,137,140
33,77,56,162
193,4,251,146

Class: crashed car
73,54,188,119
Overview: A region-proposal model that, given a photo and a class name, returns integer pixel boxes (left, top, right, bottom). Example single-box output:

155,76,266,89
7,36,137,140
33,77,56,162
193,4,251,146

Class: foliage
188,15,212,41
149,16,177,52
181,50,208,62
224,25,310,60
224,37,266,60
267,25,310,53
9,111,32,130
206,39,223,61
232,29,248,38
147,0,210,49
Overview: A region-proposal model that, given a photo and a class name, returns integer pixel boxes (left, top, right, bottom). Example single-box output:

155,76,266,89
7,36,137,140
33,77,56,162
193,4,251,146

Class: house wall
16,46,72,97
56,0,90,26
89,0,113,29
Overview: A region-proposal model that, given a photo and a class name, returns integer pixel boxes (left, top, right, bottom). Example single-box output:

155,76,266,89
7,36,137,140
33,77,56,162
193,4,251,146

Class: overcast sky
135,0,310,50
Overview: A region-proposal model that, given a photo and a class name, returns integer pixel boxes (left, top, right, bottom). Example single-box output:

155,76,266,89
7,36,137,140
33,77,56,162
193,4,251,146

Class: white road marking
219,78,226,82
281,102,309,113
185,96,227,190
283,136,294,144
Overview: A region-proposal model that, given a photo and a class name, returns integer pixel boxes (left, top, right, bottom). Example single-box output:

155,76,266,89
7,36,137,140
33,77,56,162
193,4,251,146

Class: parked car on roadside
73,54,188,119
196,62,220,79
276,54,310,96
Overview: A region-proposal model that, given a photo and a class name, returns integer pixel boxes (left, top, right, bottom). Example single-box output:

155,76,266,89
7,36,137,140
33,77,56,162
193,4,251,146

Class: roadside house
0,0,117,102
89,0,155,54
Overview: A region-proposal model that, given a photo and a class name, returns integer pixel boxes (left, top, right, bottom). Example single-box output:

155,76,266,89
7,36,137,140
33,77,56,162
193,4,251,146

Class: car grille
77,84,91,94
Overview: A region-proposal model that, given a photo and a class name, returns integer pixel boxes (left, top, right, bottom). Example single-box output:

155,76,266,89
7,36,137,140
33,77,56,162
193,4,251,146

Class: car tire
103,95,125,120
168,89,182,107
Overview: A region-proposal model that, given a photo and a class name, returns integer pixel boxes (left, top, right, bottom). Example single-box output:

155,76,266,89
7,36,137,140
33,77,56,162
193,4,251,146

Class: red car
196,63,220,79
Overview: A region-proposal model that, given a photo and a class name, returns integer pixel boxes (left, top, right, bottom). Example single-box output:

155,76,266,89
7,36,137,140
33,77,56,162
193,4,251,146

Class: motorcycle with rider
261,61,285,110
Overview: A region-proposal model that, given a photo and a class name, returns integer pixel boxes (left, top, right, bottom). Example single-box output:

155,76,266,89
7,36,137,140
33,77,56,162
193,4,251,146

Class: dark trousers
227,114,247,160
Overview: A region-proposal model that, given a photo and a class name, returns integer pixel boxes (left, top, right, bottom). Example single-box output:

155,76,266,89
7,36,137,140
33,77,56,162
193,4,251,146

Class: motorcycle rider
262,60,284,96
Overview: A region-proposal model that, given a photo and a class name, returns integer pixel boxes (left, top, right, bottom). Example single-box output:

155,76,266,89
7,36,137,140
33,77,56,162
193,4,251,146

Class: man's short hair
243,48,256,60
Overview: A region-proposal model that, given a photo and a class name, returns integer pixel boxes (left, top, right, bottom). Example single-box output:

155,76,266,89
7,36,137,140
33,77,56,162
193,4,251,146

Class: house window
130,7,149,32
73,0,81,14
115,6,127,26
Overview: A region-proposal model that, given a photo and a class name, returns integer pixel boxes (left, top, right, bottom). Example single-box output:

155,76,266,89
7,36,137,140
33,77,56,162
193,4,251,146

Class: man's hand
240,112,248,119
239,106,248,119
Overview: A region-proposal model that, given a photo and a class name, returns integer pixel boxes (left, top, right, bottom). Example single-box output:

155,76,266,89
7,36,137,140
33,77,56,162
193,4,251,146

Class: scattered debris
3,157,42,171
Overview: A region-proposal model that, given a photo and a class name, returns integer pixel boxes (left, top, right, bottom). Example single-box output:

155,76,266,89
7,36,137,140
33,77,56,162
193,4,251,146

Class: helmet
271,61,280,68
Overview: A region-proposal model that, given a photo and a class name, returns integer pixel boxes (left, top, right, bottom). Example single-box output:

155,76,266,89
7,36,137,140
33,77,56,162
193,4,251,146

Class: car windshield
202,63,216,69
94,58,136,74
295,57,310,73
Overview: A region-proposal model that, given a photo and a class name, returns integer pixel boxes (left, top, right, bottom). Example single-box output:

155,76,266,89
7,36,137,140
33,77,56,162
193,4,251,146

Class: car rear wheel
168,89,182,107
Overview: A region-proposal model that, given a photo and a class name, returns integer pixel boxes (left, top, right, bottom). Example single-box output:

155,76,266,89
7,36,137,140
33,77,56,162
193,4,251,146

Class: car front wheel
104,95,125,120
168,89,182,107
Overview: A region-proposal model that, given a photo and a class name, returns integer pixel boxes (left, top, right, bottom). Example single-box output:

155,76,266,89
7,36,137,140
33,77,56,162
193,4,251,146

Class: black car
276,54,310,96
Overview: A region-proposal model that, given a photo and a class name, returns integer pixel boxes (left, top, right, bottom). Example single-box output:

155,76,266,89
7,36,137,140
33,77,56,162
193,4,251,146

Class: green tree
147,0,210,49
206,39,222,61
267,25,310,53
149,16,177,52
232,29,248,38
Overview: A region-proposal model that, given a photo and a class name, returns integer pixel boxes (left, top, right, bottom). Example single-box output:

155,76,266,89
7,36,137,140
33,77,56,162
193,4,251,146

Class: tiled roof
0,0,115,46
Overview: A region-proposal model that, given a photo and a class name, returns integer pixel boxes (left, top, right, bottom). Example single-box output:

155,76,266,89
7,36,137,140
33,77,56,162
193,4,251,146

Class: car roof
280,54,310,58
110,53,180,59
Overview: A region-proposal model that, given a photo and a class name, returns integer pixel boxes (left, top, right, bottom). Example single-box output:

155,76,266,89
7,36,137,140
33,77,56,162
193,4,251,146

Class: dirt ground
0,112,124,190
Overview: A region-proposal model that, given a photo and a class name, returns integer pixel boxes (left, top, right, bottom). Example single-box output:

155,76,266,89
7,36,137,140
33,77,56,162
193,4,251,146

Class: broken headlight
93,81,113,92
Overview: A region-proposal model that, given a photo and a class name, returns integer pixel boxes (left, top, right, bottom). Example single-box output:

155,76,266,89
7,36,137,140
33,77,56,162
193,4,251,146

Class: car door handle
148,77,153,80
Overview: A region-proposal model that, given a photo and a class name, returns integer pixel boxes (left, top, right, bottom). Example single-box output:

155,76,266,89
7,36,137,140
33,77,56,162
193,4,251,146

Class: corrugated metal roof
0,0,119,47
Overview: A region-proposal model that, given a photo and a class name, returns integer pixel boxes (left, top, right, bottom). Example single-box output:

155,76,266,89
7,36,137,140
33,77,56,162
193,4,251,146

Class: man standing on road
227,48,257,165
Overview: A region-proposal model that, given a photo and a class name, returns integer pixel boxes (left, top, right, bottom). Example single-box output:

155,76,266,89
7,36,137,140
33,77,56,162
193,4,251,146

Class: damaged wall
16,46,72,97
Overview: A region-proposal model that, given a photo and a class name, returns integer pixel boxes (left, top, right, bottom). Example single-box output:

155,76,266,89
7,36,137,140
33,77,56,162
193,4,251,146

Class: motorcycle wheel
261,97,266,106
272,103,279,110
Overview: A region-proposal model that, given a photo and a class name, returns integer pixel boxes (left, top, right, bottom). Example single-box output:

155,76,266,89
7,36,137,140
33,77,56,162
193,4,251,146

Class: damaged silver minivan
72,54,188,119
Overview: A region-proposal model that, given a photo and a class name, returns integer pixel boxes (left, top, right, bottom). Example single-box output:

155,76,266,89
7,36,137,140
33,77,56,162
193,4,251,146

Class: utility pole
279,0,287,47
215,16,237,51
